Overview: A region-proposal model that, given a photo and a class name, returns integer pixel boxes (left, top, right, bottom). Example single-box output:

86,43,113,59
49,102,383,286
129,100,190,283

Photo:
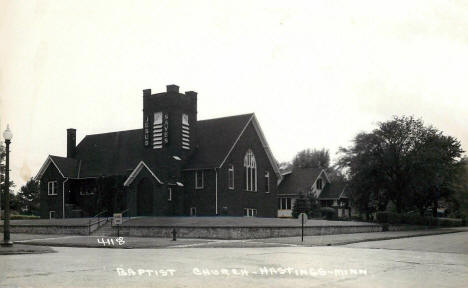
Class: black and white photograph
1,1,467,287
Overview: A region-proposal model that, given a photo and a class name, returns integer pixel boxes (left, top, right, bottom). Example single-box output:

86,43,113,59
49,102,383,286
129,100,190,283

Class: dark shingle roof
278,167,323,195
75,129,144,177
49,155,80,178
184,113,253,169
66,113,253,177
319,182,347,199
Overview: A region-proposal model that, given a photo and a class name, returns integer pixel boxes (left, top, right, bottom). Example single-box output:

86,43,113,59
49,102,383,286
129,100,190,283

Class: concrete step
90,221,115,236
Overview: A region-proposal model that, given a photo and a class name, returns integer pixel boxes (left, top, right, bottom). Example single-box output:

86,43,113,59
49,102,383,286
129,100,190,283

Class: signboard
163,113,169,145
113,213,123,225
144,116,150,146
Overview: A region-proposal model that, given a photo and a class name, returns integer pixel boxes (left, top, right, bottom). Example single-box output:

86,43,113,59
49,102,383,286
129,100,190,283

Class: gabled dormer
311,169,330,198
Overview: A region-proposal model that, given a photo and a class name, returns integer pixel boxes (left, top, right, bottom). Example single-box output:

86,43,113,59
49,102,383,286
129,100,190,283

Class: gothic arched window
244,150,257,191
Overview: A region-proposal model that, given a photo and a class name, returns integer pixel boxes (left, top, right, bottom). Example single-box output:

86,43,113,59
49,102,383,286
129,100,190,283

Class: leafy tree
292,194,310,218
338,116,463,215
308,194,321,217
17,178,40,215
0,141,16,212
447,158,468,221
292,148,330,169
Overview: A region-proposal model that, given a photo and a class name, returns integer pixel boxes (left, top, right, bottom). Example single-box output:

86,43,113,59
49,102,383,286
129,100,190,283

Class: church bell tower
142,85,198,161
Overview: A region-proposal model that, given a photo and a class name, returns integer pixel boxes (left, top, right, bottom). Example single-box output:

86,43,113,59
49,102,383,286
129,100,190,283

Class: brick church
35,85,281,219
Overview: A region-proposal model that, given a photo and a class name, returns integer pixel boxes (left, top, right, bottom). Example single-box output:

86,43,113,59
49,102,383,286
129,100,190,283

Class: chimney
166,84,179,93
67,128,76,158
143,89,152,96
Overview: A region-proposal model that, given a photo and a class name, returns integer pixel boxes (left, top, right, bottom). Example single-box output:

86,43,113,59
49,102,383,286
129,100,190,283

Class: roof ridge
50,154,78,161
197,113,254,122
84,128,142,137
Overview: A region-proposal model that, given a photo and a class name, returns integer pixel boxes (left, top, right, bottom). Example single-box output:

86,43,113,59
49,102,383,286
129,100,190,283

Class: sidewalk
7,227,467,249
0,243,56,255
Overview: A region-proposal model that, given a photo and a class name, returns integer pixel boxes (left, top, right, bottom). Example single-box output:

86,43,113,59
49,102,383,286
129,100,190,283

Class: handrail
88,210,108,235
121,209,130,223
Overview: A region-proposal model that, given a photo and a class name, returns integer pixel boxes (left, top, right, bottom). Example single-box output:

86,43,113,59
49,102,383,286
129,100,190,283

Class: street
1,232,467,288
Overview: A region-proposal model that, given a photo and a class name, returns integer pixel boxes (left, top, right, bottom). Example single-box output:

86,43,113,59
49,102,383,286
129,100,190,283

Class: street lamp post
2,124,13,247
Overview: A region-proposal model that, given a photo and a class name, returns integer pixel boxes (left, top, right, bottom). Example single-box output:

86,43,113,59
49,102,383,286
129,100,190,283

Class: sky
1,0,467,189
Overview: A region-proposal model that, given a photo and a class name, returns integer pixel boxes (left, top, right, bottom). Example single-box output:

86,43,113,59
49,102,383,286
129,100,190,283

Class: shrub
10,214,40,220
320,207,337,220
376,212,402,224
292,195,310,218
377,212,463,227
438,218,462,227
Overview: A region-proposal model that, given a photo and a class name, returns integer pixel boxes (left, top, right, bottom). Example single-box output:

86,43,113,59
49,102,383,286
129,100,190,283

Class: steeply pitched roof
37,113,281,181
184,113,254,169
319,182,347,199
49,156,81,178
75,129,145,178
35,155,80,180
278,167,323,195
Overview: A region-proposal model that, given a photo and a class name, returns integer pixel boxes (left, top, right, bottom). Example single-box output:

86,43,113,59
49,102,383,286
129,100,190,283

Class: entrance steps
91,221,115,236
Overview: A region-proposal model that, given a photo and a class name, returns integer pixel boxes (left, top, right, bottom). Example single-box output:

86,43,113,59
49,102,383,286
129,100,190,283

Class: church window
153,112,163,149
182,113,190,149
244,150,257,191
195,170,204,189
228,164,234,189
264,171,270,193
48,181,58,195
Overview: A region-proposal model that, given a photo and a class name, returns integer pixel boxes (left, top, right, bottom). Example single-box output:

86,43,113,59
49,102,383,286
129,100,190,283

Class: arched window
244,150,257,191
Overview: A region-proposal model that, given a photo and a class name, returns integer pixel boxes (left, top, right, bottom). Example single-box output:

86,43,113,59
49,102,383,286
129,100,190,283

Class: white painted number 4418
97,237,125,246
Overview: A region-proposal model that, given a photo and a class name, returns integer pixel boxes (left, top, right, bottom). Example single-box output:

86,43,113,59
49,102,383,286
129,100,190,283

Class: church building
35,85,281,218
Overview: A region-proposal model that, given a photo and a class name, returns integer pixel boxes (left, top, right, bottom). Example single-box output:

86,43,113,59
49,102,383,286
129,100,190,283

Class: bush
320,207,337,220
376,212,402,224
376,212,462,227
10,214,40,220
292,195,310,218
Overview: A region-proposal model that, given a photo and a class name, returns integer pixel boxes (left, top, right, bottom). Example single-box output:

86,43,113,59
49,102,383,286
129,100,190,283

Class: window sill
195,187,204,190
48,194,58,196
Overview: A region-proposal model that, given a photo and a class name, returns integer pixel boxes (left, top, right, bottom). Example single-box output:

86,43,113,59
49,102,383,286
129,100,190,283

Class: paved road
1,232,467,288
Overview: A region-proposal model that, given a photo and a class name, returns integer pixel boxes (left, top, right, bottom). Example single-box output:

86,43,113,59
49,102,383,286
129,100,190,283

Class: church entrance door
137,178,153,216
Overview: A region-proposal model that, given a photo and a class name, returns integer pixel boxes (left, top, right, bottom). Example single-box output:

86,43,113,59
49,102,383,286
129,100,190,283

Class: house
35,85,281,219
277,167,351,218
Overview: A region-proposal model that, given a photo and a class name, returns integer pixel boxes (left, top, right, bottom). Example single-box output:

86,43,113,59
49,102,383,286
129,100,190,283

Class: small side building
277,167,351,218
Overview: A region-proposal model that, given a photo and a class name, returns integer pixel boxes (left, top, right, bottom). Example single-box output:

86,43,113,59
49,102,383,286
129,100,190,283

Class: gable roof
278,167,323,195
184,113,253,170
75,129,145,178
35,155,81,180
123,161,163,187
36,113,281,181
184,113,281,180
319,182,347,200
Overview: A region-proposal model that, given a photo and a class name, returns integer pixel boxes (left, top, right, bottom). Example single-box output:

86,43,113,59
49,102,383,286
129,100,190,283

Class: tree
292,148,330,169
292,194,310,218
447,158,468,221
308,194,321,217
0,141,16,212
338,116,463,215
17,178,40,215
